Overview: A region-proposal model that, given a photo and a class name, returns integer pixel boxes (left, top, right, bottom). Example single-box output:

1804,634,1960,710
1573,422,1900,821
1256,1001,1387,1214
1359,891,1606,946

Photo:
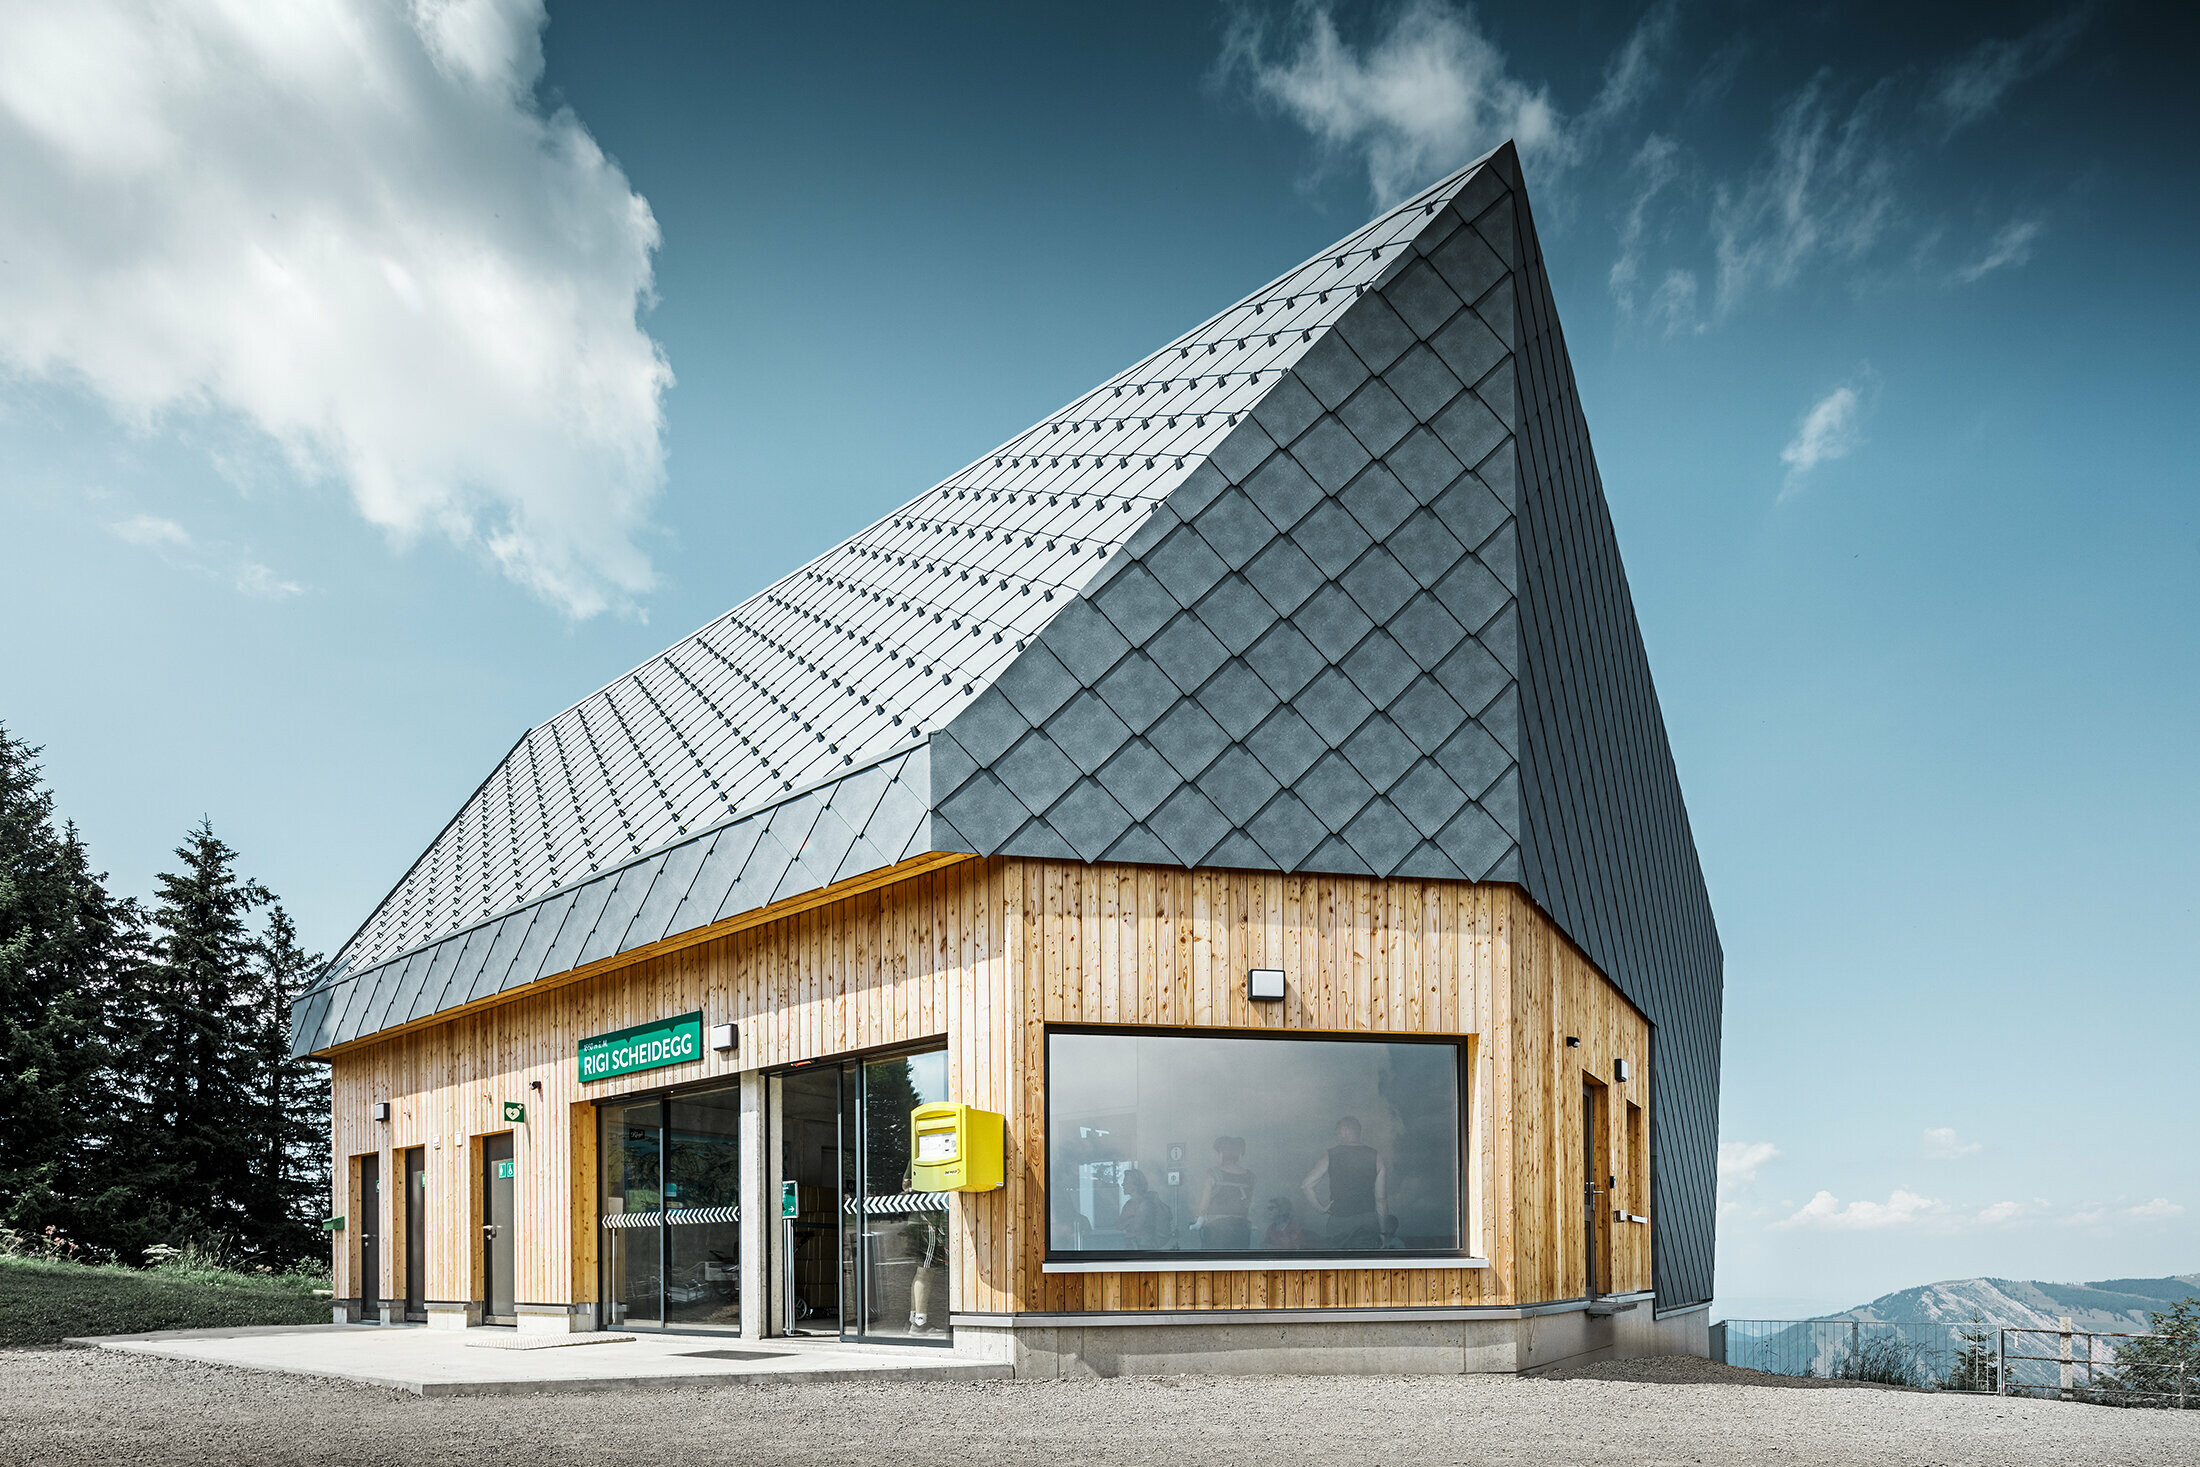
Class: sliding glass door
773,1047,951,1345
599,1080,742,1333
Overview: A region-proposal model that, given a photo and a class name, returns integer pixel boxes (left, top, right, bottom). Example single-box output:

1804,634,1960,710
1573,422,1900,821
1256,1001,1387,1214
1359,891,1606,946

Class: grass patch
0,1256,330,1348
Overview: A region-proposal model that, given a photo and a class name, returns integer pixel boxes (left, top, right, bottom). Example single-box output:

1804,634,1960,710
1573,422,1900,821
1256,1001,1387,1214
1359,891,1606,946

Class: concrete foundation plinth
516,1305,586,1336
954,1299,1710,1378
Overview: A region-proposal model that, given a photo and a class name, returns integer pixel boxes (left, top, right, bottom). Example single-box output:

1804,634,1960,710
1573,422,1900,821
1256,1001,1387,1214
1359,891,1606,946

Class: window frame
1041,1023,1474,1267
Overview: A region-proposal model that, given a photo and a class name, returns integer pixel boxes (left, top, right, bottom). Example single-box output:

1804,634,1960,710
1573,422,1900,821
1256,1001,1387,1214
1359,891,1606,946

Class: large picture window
1046,1029,1465,1261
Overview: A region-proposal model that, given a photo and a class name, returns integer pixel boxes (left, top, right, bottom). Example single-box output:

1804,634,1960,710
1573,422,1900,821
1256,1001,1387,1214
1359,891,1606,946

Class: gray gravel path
5,1347,2197,1466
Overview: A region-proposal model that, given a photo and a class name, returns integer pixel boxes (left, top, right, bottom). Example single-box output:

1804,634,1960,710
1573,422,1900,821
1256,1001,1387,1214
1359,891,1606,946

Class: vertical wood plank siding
326,859,1650,1317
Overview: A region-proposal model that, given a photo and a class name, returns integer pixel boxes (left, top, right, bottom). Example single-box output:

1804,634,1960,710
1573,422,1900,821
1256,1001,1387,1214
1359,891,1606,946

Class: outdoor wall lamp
1614,1058,1631,1083
1565,1036,1580,1049
1247,968,1284,1002
372,1102,390,1122
709,1022,739,1052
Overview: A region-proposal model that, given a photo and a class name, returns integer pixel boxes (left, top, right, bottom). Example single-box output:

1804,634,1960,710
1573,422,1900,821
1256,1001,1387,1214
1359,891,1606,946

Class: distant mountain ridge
1825,1273,2200,1332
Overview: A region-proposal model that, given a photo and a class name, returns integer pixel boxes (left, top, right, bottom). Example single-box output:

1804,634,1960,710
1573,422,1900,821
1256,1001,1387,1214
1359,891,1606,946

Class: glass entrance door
774,1066,844,1334
598,1080,743,1334
665,1088,743,1330
773,1048,951,1345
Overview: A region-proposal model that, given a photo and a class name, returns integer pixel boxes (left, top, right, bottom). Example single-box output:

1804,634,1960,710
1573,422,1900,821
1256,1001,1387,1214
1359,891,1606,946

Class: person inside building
1260,1195,1309,1250
1302,1115,1386,1249
1118,1167,1172,1250
1195,1135,1254,1249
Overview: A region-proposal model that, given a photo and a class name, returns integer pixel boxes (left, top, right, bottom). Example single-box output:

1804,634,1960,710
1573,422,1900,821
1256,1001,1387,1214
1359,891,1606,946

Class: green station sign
578,1010,704,1083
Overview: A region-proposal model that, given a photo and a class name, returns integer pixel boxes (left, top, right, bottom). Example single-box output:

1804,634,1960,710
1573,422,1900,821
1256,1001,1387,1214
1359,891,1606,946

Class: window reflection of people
1261,1196,1308,1250
1301,1116,1386,1249
1118,1168,1171,1250
1195,1136,1254,1249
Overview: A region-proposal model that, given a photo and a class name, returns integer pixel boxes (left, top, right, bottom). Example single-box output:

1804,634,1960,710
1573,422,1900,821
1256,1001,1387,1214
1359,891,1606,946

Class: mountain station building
291,142,1723,1376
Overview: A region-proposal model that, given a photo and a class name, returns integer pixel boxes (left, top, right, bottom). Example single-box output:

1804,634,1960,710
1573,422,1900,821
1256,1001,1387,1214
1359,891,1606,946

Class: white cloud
1959,218,2043,283
1647,267,1700,338
1929,7,2092,138
1779,378,1870,498
1778,1188,1942,1231
1720,1140,1781,1189
2125,1198,2184,1220
1610,134,1682,316
231,559,304,601
1923,1126,1982,1160
107,510,301,599
0,0,670,618
1217,1,1672,206
1975,1200,2027,1225
110,513,192,550
1712,76,1897,316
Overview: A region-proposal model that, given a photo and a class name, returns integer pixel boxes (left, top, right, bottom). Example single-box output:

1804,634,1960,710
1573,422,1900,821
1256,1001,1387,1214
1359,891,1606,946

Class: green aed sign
577,1010,704,1083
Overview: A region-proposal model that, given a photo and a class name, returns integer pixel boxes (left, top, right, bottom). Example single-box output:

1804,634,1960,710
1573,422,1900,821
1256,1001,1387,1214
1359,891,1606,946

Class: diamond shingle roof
323,166,1473,985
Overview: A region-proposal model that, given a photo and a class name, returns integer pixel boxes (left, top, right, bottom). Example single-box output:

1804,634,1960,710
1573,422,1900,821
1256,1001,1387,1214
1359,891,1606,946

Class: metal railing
1713,1317,2198,1406
1715,1318,1999,1389
1999,1326,2197,1409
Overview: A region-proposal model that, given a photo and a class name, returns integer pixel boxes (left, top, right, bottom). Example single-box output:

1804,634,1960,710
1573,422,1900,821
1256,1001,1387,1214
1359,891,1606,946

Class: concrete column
739,1069,768,1340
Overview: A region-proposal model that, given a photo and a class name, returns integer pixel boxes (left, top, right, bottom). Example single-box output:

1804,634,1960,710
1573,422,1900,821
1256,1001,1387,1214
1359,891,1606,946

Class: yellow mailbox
910,1102,1004,1192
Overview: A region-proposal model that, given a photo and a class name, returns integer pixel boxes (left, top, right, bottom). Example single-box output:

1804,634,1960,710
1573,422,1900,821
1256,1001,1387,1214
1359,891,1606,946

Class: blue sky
2,1,2193,1317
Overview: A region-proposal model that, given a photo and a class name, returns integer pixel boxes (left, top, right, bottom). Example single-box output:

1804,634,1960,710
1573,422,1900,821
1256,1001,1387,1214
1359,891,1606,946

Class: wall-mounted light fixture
1614,1058,1631,1083
528,1079,542,1093
709,1022,739,1053
1565,1036,1580,1049
372,1102,390,1122
1247,968,1284,1002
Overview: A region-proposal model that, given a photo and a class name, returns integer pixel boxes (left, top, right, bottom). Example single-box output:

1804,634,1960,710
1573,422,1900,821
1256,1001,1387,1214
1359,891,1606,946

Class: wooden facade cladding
326,857,1650,1318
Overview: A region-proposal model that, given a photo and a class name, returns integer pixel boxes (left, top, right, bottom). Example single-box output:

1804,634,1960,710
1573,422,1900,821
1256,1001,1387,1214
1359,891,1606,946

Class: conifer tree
125,818,270,1251
0,724,135,1244
241,904,329,1263
3,725,332,1266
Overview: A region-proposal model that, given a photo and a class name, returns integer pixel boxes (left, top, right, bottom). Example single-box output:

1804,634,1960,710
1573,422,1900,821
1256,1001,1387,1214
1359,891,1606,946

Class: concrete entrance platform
68,1324,1011,1397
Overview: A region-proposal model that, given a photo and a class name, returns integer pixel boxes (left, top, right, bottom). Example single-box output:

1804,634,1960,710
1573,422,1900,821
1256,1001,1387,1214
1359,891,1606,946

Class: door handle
482,1224,500,1237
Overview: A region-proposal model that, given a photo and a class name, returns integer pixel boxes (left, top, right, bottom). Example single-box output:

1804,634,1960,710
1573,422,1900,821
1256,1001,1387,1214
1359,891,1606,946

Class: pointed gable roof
299,155,1496,1013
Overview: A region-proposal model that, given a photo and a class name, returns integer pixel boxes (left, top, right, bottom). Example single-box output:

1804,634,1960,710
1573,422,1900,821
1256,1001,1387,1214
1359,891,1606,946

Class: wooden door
1582,1078,1611,1298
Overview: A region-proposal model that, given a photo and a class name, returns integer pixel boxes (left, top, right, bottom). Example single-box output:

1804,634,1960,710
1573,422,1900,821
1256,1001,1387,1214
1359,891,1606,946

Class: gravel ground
5,1347,2197,1467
